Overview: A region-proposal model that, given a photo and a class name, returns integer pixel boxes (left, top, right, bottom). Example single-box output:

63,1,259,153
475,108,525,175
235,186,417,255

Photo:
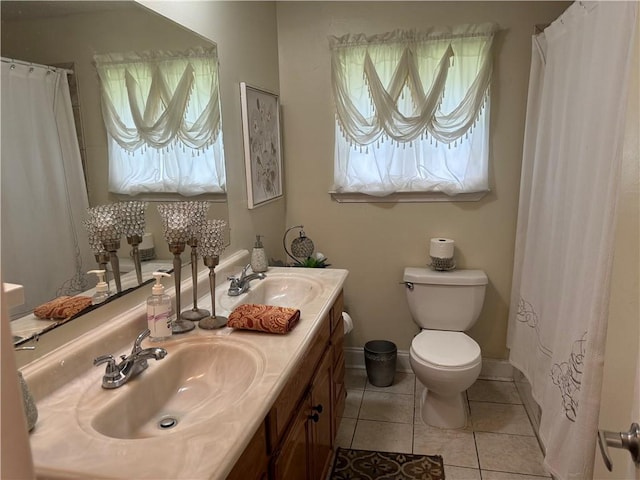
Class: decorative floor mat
329,447,445,479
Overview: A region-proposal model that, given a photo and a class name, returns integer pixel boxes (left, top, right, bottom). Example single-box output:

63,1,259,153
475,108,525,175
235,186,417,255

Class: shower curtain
507,2,637,479
1,62,94,319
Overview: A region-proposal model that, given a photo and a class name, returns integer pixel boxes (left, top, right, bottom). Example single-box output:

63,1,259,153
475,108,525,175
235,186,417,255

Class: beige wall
141,1,287,262
276,2,570,356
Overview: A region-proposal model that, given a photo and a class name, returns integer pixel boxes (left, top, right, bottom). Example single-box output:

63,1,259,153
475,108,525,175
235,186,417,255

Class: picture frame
240,82,283,209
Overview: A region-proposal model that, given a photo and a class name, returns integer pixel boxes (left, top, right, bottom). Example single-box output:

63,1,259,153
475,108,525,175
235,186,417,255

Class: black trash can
364,340,397,387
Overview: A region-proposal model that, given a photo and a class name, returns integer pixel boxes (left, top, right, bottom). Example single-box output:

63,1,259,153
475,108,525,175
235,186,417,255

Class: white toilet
404,267,488,429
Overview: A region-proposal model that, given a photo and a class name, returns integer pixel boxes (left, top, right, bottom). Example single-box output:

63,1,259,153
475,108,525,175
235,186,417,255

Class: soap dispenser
147,272,173,342
250,235,268,273
88,269,110,305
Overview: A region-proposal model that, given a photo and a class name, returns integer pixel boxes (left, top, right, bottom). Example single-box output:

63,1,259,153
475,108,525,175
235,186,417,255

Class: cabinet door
271,396,311,480
309,348,334,480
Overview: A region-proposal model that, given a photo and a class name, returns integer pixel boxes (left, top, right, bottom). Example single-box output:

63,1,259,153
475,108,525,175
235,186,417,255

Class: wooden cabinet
228,291,345,480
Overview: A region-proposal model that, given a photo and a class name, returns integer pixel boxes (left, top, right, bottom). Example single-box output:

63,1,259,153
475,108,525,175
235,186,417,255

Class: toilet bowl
403,267,487,429
410,330,481,428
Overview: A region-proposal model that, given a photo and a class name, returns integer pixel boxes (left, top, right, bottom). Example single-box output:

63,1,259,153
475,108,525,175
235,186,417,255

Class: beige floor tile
469,402,534,436
366,371,415,395
467,380,522,404
413,423,479,469
351,419,413,453
343,389,363,418
481,470,551,479
334,417,356,448
345,368,367,390
359,390,414,424
475,432,547,476
444,466,482,479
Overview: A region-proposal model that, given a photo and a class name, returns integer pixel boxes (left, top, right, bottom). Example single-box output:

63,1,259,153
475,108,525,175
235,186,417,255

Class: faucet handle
94,354,120,379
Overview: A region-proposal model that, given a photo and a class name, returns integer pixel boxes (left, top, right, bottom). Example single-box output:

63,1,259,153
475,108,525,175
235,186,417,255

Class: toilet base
420,388,467,429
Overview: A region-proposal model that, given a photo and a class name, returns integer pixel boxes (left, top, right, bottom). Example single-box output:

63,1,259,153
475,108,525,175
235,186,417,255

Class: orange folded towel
227,304,300,334
34,295,92,320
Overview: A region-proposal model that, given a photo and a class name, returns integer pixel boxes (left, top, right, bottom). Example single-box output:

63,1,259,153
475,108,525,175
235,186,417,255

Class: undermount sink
78,338,264,439
218,272,324,312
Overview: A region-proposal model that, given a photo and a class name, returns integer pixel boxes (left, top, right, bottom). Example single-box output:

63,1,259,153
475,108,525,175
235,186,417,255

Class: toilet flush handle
400,281,414,290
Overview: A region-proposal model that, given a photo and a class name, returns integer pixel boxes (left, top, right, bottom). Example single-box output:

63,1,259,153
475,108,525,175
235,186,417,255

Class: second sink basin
218,271,324,312
80,338,264,439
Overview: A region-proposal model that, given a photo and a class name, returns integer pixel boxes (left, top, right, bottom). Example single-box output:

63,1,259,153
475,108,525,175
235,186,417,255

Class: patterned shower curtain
506,2,637,479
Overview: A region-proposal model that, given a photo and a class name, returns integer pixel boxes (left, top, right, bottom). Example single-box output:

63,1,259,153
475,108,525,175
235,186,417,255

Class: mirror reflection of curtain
94,47,226,196
1,61,94,319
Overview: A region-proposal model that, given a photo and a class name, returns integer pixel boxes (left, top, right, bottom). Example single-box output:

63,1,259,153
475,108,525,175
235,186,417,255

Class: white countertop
23,262,348,479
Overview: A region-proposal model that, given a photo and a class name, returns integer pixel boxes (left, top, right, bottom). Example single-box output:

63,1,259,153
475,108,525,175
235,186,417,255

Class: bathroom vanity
19,252,348,479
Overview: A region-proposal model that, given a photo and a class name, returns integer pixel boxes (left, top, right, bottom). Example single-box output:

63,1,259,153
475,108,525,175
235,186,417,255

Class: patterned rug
329,447,445,480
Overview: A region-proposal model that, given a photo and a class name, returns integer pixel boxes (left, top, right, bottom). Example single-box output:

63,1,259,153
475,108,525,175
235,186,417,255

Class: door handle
597,422,640,471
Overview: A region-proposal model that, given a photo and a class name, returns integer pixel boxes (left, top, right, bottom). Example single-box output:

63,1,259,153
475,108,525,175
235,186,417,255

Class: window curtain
94,47,225,196
506,3,637,479
1,62,94,318
330,23,497,196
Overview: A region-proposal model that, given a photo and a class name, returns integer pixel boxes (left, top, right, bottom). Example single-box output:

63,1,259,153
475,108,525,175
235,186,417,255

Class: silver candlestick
169,241,194,333
197,219,227,330
102,240,122,293
120,201,147,286
198,255,227,329
181,202,210,321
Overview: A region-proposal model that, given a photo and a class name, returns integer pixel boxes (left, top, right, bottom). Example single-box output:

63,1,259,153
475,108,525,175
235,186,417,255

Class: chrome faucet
94,329,167,389
227,264,266,296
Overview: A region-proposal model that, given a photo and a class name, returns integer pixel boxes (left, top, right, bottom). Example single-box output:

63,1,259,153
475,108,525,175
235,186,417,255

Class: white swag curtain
94,47,225,196
330,23,497,196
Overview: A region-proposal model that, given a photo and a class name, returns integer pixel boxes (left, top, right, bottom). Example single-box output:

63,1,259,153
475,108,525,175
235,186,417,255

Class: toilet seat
411,330,481,369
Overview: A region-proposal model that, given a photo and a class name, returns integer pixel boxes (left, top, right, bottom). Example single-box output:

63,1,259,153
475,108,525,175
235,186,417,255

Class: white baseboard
345,347,514,381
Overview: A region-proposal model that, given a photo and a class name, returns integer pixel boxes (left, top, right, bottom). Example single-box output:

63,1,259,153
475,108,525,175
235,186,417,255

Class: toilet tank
403,267,488,331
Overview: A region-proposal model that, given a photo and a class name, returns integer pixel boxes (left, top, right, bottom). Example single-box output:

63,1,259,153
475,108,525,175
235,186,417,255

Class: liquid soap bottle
147,272,172,341
88,269,110,305
250,235,268,273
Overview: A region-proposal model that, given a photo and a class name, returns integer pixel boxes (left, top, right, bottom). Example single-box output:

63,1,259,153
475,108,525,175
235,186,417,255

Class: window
94,47,225,197
329,24,496,198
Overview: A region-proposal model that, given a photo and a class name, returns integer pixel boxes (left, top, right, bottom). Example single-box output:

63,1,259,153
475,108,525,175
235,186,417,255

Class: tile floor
335,368,550,479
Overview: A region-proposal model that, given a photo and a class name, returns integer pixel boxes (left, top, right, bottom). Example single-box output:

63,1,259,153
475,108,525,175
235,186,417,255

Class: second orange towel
227,304,300,334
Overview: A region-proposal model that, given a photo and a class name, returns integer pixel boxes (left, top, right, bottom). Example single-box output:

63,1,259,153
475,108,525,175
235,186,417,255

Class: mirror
1,1,230,343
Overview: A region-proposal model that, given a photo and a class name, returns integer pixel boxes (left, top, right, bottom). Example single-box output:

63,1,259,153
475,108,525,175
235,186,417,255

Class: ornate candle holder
120,201,147,285
181,202,211,322
84,219,111,293
158,203,194,334
197,219,228,330
86,204,123,293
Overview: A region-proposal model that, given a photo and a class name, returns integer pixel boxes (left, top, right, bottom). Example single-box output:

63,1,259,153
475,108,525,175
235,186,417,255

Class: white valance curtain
330,23,496,196
94,47,225,196
507,3,637,479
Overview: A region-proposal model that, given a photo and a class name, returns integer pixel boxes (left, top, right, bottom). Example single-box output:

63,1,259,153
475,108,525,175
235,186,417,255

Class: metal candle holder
85,219,112,292
120,201,147,286
181,202,210,322
158,203,194,334
198,255,227,329
197,219,227,330
86,204,124,293
168,241,194,333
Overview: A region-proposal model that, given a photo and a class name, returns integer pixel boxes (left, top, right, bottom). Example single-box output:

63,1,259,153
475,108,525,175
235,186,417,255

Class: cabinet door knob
308,413,320,423
312,404,323,414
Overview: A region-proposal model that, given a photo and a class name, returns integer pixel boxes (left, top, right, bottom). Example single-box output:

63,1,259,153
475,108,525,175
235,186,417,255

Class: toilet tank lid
403,267,488,286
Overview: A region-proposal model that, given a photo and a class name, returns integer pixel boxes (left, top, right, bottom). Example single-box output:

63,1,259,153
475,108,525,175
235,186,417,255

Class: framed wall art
240,82,283,209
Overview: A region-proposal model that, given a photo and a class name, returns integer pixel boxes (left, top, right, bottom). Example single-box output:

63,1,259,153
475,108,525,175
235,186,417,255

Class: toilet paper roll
342,311,353,335
430,238,455,258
